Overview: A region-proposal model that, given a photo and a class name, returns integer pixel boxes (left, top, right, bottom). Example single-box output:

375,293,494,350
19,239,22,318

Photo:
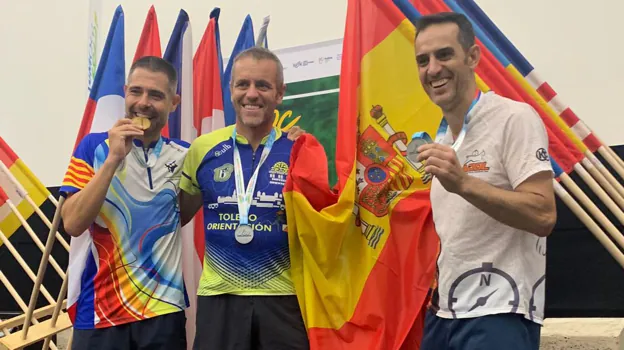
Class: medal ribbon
232,128,276,226
434,91,481,152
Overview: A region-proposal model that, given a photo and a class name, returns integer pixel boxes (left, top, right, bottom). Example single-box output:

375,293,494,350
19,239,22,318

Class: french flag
67,5,125,322
163,10,199,349
72,5,125,151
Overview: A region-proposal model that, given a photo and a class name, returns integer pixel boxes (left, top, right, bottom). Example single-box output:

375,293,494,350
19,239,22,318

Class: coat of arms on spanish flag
284,0,443,348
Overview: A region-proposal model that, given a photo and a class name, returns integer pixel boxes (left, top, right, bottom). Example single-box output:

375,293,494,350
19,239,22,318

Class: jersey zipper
143,148,154,189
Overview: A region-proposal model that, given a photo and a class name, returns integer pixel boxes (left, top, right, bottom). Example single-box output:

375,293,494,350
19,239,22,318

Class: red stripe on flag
133,5,167,138
0,186,8,205
536,82,556,102
308,191,438,349
560,108,581,125
193,16,224,134
584,134,602,153
0,136,17,168
74,99,97,151
133,5,162,62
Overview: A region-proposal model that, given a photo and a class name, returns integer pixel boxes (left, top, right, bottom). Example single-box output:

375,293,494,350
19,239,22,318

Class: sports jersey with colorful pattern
180,125,295,296
60,132,189,330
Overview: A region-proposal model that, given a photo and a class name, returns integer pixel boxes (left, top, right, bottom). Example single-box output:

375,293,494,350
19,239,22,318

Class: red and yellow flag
0,137,50,241
284,0,441,348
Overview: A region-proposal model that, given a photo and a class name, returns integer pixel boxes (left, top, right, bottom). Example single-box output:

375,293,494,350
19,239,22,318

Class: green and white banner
273,39,343,186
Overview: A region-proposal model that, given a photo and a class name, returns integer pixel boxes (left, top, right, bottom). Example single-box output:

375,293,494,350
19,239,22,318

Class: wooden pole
2,197,65,278
21,196,65,340
560,174,624,251
0,270,59,350
0,161,69,251
581,156,624,210
553,180,624,269
0,229,55,304
572,164,624,226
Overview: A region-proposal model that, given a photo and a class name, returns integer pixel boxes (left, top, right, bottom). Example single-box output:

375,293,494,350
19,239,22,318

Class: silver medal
235,224,254,244
406,138,430,164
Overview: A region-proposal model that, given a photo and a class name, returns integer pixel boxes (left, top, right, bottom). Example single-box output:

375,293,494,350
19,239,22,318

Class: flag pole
0,188,66,278
559,173,624,251
438,0,624,208
255,16,270,47
553,180,624,269
21,196,65,339
458,0,624,178
0,270,60,350
0,161,69,251
0,229,56,304
41,267,69,350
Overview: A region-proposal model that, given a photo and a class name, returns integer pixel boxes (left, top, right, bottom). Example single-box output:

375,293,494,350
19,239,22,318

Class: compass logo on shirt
463,150,490,173
448,262,520,319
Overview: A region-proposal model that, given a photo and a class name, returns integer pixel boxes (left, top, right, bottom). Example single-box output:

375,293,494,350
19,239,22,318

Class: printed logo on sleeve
535,148,549,162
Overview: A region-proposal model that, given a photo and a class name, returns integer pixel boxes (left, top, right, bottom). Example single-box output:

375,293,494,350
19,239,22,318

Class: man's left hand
416,143,468,194
286,126,306,141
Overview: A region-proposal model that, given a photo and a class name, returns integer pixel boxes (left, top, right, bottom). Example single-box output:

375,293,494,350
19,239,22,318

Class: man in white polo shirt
413,12,557,350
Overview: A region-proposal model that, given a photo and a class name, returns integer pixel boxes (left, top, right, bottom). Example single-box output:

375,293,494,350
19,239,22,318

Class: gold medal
132,116,151,130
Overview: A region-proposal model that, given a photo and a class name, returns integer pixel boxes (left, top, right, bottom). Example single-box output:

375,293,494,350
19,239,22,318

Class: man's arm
458,170,556,237
179,189,203,227
61,159,121,236
418,104,556,237
418,143,556,237
61,119,144,237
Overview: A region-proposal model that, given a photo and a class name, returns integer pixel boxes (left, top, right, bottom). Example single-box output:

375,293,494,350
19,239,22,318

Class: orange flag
284,0,441,348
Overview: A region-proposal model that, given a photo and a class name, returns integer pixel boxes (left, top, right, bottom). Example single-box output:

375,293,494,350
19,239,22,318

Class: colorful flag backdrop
284,0,441,348
162,10,200,350
222,15,255,126
73,5,126,151
66,5,126,324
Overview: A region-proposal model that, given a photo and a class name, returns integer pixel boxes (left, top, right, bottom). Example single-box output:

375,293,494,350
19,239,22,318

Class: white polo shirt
429,91,554,325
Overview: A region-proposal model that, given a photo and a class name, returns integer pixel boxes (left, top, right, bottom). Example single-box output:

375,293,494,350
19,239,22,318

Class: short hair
128,56,178,94
231,46,284,87
414,12,476,52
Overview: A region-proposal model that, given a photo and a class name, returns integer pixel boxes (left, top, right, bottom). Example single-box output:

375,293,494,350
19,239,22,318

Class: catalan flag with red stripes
284,0,440,348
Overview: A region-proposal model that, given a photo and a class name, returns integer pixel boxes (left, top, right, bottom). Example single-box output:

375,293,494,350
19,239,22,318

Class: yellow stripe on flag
0,160,48,241
361,20,442,145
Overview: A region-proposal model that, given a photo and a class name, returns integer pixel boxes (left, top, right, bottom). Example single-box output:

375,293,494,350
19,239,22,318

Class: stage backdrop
273,39,342,186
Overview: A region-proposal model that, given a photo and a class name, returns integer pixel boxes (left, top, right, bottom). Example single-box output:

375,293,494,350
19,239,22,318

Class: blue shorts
420,309,541,350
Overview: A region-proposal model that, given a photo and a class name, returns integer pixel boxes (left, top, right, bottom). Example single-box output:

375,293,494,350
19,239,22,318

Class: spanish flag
284,0,441,348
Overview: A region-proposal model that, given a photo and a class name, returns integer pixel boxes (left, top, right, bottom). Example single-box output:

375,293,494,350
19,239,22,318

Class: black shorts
193,294,309,350
71,311,186,350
